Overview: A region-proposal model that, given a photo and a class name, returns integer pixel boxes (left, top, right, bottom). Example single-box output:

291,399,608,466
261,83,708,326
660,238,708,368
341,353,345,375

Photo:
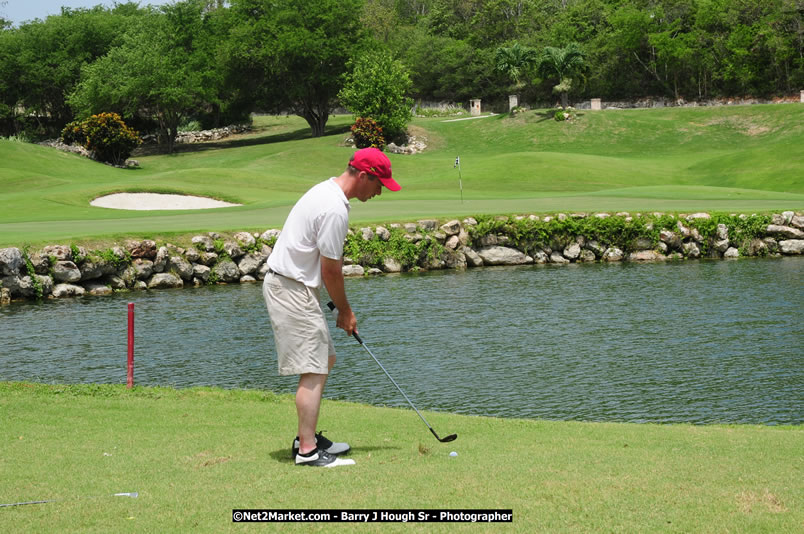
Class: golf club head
439,434,458,443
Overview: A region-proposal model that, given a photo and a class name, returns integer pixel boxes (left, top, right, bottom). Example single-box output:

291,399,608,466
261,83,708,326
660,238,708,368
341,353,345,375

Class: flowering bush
60,120,87,146
351,117,385,150
60,113,141,165
553,107,577,122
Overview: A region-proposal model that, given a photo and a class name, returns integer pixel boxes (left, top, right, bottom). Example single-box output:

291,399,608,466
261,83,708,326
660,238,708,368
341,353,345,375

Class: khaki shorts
263,272,335,376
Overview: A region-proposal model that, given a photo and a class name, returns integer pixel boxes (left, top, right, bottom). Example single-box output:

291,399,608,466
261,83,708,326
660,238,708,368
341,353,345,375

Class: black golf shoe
291,431,350,459
295,447,355,467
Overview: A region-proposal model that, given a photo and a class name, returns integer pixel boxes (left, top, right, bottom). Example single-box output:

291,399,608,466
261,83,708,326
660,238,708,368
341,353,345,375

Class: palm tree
538,42,587,108
495,43,539,92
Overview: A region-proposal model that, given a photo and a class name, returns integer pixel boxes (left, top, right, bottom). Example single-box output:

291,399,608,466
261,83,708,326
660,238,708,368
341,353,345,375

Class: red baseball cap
350,148,401,191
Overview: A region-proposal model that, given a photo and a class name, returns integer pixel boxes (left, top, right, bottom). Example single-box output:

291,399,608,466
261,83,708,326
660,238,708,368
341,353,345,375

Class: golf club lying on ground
0,492,138,507
327,301,457,443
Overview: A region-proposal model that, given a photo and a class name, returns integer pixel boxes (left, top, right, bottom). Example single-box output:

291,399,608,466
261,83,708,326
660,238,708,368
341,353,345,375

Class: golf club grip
326,301,364,344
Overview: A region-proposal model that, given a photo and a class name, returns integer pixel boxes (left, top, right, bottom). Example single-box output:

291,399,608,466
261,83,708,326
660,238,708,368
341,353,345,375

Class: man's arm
321,255,357,335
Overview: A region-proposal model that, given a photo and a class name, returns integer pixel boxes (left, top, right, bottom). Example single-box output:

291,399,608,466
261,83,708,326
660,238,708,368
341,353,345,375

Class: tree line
1,0,802,145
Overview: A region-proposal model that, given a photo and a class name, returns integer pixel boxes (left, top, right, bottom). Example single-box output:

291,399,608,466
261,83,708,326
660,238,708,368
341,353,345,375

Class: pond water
1,258,802,425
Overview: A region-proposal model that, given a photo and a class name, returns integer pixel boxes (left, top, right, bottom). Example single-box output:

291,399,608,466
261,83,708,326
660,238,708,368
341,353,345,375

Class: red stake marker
127,303,134,388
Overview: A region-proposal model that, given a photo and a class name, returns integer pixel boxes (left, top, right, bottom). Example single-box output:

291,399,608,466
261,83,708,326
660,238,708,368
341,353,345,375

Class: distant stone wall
1,211,802,305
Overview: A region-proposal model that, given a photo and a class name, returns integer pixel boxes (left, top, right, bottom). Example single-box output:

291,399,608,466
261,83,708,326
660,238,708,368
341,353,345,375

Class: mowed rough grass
1,104,803,247
0,383,801,533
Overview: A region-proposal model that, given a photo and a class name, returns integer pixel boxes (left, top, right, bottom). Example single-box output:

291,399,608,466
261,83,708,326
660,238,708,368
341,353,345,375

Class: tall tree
5,6,137,134
538,42,587,107
226,0,367,137
69,1,216,152
495,42,538,92
338,50,414,140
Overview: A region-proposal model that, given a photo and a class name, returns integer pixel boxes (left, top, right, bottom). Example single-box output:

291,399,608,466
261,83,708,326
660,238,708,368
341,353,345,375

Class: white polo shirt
266,178,350,288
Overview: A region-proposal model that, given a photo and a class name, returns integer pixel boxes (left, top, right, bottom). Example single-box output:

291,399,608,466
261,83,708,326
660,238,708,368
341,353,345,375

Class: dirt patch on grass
737,489,787,514
189,451,232,469
703,117,774,136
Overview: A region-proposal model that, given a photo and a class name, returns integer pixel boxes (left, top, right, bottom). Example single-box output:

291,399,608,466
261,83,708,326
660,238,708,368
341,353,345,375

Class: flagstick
455,155,464,204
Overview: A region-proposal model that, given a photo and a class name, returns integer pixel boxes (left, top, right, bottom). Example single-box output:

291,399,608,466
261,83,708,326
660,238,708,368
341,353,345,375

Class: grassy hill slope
1,104,802,247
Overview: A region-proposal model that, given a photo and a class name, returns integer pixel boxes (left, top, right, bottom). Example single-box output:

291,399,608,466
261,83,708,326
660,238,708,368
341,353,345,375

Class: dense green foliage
1,0,801,143
338,50,414,140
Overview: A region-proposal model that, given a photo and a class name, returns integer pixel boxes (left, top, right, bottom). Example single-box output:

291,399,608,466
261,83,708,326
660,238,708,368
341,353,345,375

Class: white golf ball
449,451,458,457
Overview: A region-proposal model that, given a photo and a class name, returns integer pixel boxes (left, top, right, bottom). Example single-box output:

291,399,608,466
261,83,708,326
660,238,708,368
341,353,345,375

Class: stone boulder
463,247,483,267
212,259,240,282
343,264,365,277
0,247,23,276
550,252,570,264
52,283,86,298
579,250,596,262
360,227,374,241
260,229,281,242
683,242,701,258
53,261,82,283
27,252,51,275
130,259,154,280
222,241,244,259
418,219,438,231
375,226,391,241
41,245,72,261
199,252,218,266
79,258,116,280
193,264,211,282
381,257,403,273
83,281,113,296
126,240,157,259
153,246,169,272
563,243,581,260
766,225,804,240
168,255,194,280
628,250,667,262
147,273,183,289
659,230,682,250
192,235,215,252
779,240,804,255
602,247,624,262
237,252,266,276
1,275,36,298
257,262,271,280
233,231,256,249
440,220,461,236
477,246,532,265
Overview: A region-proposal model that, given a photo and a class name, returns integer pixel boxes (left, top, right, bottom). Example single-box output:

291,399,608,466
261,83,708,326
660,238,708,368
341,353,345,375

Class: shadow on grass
268,444,401,464
134,123,352,157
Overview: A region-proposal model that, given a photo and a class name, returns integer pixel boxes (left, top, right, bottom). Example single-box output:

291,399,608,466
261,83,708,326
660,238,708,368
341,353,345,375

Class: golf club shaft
326,302,455,442
354,332,443,441
0,492,138,507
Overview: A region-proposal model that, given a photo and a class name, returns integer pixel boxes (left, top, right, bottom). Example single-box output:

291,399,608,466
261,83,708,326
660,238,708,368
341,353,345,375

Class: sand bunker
90,193,241,211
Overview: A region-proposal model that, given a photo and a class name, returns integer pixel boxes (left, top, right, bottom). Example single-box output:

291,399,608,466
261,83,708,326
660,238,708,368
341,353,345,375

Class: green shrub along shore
0,382,801,533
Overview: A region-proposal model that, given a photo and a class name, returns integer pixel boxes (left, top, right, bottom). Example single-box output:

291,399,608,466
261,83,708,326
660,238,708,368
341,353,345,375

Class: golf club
0,492,138,508
327,301,457,443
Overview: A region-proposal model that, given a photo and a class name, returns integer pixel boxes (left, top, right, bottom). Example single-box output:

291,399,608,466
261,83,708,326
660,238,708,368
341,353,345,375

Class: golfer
263,147,401,467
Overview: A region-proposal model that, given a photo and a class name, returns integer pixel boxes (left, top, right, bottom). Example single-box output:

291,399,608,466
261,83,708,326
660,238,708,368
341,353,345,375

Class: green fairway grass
1,104,802,247
0,382,800,532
